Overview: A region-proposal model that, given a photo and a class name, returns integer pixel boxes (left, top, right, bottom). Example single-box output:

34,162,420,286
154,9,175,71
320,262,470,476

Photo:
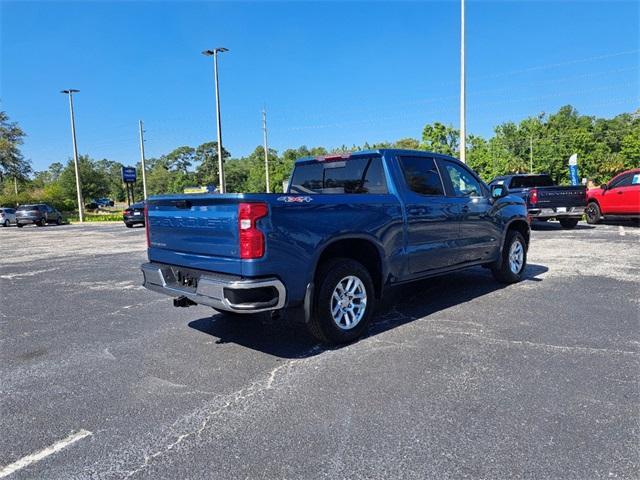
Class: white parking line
0,430,92,478
619,226,626,236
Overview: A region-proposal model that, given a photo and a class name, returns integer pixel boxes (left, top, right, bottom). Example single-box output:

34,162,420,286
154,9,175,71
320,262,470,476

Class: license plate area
162,266,200,293
556,207,567,213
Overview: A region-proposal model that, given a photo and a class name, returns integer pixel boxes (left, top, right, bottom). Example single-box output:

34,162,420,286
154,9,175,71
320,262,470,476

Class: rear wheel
559,218,579,229
308,257,375,344
125,222,133,228
2,220,8,227
56,216,62,225
37,218,46,227
16,223,23,228
491,230,527,284
585,202,601,225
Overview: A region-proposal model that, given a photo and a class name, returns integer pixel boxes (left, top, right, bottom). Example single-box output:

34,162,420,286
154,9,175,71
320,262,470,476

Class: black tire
56,216,62,225
559,218,579,229
125,222,133,228
2,220,8,227
16,223,23,228
36,218,46,227
491,230,527,284
585,202,601,225
308,257,376,344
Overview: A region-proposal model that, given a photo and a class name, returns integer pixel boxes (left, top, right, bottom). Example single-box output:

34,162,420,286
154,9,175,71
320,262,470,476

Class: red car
585,168,640,224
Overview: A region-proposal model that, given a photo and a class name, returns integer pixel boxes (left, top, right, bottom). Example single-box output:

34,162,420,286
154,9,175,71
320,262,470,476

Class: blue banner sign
121,166,137,183
568,154,579,186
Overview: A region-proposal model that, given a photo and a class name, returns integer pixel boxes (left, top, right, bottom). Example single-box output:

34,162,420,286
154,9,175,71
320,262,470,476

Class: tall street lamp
202,47,229,193
61,89,84,222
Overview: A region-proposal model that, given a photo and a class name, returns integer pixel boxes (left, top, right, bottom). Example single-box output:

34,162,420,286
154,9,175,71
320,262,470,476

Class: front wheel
2,220,8,227
585,202,601,225
491,230,527,284
56,216,62,225
37,218,46,227
559,218,579,229
308,257,375,344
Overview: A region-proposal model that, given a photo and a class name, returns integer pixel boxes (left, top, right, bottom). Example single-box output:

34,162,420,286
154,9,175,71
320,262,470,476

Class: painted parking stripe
0,430,92,478
619,226,626,236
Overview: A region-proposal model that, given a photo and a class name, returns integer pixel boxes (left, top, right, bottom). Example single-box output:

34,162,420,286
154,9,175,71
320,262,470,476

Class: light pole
459,0,466,163
262,108,270,193
202,47,229,193
138,120,148,199
61,89,84,222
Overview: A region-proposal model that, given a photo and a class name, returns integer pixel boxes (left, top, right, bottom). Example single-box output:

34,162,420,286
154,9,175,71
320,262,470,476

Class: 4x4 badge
277,196,312,203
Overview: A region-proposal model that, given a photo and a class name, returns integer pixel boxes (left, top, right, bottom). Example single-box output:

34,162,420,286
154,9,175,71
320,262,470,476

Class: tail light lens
144,205,150,247
529,188,538,205
238,202,268,259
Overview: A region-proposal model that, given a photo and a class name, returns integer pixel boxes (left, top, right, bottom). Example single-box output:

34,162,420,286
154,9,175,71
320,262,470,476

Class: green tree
0,111,31,182
58,155,109,207
194,141,230,187
421,122,459,156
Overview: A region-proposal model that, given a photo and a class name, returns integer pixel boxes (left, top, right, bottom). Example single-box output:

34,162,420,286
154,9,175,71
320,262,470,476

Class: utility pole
14,177,18,195
262,108,270,193
61,89,84,222
202,47,229,193
529,135,534,173
138,120,148,199
459,0,466,163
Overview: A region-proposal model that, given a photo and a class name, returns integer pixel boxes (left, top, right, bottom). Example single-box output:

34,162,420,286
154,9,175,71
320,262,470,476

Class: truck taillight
144,205,150,247
238,202,268,259
530,188,538,205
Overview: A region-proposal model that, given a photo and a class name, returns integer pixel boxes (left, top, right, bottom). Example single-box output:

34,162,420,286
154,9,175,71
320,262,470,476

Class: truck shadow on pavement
189,263,548,359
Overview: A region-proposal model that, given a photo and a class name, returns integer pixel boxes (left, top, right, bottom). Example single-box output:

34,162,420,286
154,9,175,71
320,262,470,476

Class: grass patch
65,213,123,223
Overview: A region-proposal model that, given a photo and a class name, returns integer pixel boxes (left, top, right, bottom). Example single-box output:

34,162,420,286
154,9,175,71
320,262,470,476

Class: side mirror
600,183,608,191
491,184,509,199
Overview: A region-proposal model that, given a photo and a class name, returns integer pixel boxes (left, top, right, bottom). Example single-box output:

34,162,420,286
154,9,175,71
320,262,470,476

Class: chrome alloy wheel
330,275,367,330
508,239,524,274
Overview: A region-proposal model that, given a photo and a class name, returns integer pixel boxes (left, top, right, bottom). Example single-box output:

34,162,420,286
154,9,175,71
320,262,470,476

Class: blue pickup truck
141,149,530,344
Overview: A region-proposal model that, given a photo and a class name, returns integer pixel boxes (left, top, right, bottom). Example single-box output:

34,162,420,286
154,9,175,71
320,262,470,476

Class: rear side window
399,156,444,195
289,157,388,194
510,175,554,188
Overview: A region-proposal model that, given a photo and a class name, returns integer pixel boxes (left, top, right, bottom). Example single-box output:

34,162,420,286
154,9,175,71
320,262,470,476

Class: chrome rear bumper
141,262,286,313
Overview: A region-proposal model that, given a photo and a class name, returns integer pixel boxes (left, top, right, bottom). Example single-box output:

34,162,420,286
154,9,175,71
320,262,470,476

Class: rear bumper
16,217,42,224
141,262,286,313
529,206,585,218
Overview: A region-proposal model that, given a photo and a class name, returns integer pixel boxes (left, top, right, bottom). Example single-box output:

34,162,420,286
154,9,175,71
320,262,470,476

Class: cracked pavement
0,221,639,479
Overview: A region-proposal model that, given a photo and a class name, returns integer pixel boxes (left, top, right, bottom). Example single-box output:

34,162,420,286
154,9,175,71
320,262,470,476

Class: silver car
0,207,16,227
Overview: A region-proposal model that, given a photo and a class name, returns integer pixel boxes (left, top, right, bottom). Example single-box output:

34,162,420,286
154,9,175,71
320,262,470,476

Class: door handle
461,205,470,213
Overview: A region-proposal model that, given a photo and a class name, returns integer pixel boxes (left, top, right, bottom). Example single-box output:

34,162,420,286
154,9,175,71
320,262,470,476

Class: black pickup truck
489,174,586,229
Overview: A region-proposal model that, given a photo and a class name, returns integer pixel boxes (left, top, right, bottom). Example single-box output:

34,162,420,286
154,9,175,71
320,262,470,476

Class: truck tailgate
535,186,586,208
147,196,242,274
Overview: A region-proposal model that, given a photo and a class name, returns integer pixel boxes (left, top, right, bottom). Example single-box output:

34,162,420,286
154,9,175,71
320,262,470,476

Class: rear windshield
17,205,40,211
289,157,388,194
509,175,554,188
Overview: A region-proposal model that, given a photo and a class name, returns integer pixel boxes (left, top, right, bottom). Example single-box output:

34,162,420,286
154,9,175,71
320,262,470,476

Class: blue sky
1,1,638,172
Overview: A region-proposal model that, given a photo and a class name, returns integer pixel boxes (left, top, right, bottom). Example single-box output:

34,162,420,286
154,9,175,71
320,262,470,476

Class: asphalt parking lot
1,221,639,479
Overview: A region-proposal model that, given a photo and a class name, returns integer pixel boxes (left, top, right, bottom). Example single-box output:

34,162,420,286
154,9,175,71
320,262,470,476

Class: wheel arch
312,235,386,299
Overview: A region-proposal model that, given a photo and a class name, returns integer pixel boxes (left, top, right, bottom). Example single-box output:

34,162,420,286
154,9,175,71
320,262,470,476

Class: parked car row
488,168,639,228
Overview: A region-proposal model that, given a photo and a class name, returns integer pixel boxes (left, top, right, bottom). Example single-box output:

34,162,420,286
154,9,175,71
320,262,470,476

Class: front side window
289,157,388,194
610,174,633,188
399,156,444,196
442,161,483,197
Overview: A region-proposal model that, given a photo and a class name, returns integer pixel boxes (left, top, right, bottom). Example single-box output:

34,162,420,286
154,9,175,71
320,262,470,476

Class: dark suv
16,204,63,228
